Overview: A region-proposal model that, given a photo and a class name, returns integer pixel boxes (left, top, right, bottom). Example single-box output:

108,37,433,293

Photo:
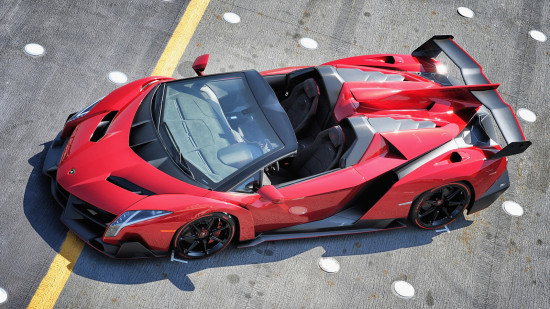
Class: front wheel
173,213,235,259
409,182,471,229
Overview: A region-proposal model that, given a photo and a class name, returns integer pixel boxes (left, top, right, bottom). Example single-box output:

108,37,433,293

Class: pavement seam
218,0,363,48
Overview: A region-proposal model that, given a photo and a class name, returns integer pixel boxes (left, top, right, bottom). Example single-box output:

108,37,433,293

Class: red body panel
361,147,506,220
103,195,255,249
379,124,459,160
245,168,364,233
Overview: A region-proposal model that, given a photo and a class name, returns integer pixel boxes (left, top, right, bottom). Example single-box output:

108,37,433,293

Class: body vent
450,152,462,163
368,117,436,132
72,200,117,228
129,119,159,151
336,68,404,82
107,176,156,195
341,171,399,214
90,111,118,142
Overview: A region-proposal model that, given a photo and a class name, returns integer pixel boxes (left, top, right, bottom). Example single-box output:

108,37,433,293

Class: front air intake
90,111,118,142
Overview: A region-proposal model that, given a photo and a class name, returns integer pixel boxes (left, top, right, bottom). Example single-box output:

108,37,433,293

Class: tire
173,213,235,259
409,182,471,229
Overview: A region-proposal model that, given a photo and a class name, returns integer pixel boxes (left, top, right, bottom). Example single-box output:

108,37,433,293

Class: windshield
159,73,283,187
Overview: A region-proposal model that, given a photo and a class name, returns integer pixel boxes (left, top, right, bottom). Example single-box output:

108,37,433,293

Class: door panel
247,167,365,233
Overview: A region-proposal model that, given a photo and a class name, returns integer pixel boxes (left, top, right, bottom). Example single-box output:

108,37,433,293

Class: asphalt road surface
1,0,549,308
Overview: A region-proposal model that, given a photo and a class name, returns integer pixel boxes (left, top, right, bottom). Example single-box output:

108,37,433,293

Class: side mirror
192,54,209,76
257,185,284,204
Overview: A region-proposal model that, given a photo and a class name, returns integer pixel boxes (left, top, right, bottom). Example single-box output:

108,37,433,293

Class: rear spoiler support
412,35,531,159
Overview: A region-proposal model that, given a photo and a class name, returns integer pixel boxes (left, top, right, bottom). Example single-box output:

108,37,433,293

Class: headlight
67,98,103,122
104,210,172,237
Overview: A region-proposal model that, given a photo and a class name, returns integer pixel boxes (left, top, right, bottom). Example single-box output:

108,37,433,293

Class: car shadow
24,144,473,291
24,142,70,252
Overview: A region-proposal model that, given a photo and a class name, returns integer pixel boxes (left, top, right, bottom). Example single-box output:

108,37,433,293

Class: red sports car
43,35,530,259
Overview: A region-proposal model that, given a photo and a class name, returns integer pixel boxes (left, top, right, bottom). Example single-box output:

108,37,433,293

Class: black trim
489,142,531,160
49,183,166,258
66,112,77,123
42,132,66,177
470,90,532,159
412,35,531,158
89,238,167,259
237,219,406,248
42,131,71,207
51,181,165,258
43,128,166,259
467,170,509,214
341,171,399,213
61,195,115,238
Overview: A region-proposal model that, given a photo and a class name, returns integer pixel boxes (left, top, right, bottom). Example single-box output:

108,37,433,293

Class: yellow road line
152,0,210,77
28,232,84,309
28,1,210,307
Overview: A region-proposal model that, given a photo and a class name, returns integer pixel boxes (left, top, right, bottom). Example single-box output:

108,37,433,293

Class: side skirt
237,218,407,248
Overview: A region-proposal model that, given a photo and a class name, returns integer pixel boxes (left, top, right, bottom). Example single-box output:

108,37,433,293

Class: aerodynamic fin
412,35,531,159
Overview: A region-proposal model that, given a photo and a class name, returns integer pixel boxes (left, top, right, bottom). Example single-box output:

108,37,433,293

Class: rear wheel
173,213,235,259
409,182,471,229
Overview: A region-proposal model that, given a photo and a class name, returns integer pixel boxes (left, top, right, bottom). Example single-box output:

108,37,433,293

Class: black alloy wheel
174,213,235,259
409,182,471,229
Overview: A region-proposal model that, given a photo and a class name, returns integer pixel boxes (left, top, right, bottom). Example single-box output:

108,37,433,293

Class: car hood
57,77,209,216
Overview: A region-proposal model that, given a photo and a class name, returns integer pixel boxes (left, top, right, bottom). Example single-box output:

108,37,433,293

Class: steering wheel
265,161,279,176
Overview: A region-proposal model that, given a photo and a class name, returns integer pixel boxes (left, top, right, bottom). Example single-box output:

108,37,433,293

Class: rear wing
412,35,531,159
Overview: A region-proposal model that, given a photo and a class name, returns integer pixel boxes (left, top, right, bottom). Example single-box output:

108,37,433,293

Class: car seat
279,78,319,137
291,126,345,178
